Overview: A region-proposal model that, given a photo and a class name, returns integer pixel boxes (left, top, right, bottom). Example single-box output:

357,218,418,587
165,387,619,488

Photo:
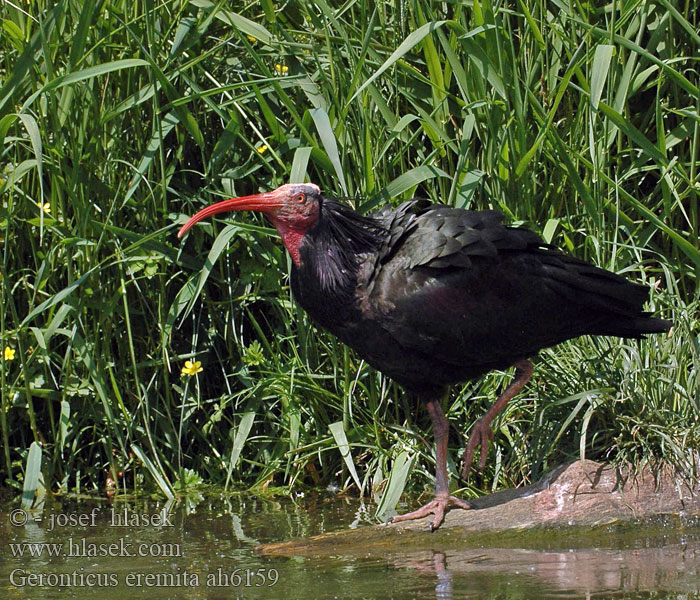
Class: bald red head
177,183,323,265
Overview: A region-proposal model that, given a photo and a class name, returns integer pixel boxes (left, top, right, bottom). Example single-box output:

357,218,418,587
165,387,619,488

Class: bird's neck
294,199,385,304
271,221,306,266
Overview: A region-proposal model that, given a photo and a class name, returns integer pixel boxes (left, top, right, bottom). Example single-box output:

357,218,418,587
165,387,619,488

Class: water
1,492,698,599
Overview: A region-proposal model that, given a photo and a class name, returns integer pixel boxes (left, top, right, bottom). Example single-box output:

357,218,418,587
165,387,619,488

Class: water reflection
391,543,700,598
394,551,453,599
433,553,452,600
0,492,698,599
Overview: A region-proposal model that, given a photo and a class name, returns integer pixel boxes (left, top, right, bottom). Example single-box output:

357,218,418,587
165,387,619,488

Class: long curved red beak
177,191,283,238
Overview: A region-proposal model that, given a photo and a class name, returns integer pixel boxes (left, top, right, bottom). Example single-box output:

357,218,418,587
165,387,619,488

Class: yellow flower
3,347,15,361
181,360,203,376
38,202,50,213
256,144,268,154
274,64,289,74
247,35,256,42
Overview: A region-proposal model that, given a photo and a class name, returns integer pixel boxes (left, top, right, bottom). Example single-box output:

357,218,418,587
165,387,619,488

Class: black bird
178,183,671,530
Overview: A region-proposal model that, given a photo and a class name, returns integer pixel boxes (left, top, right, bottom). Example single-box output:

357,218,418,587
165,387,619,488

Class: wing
370,201,543,268
361,202,655,371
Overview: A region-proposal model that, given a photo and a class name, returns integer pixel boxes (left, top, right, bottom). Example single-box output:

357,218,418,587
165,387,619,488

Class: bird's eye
296,193,306,203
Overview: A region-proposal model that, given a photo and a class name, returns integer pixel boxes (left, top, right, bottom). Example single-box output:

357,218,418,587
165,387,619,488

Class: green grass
1,0,698,512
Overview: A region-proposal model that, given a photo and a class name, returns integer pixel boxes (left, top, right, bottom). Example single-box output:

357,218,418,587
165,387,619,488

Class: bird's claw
388,494,473,531
461,417,495,479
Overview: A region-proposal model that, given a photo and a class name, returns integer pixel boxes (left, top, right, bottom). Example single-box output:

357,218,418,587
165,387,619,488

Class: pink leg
461,360,533,478
390,398,472,531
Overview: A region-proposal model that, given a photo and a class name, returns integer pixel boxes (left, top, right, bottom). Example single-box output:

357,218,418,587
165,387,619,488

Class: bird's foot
461,417,494,478
388,494,473,531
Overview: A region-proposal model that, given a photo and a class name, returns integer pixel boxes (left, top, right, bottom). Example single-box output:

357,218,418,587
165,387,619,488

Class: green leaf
179,224,244,323
0,4,61,116
375,449,415,520
225,412,256,489
656,0,700,47
309,108,347,194
387,165,450,197
17,113,43,203
517,0,545,50
2,19,24,46
542,218,560,244
329,421,362,491
456,168,484,208
590,45,614,110
605,177,700,269
29,327,46,351
575,18,698,97
123,111,179,204
21,59,150,112
516,44,586,177
189,0,273,44
59,401,70,452
461,35,506,99
131,444,175,499
146,62,204,148
598,101,669,166
73,332,128,457
290,146,312,183
363,165,450,211
0,113,18,144
68,1,97,68
549,391,599,450
350,21,448,102
417,6,445,106
166,275,197,339
20,268,95,328
171,17,196,57
21,442,43,510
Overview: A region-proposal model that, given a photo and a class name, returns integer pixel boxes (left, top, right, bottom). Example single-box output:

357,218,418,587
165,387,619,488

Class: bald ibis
178,183,670,530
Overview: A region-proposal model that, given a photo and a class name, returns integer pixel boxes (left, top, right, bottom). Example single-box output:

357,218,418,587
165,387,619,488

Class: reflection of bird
178,183,671,530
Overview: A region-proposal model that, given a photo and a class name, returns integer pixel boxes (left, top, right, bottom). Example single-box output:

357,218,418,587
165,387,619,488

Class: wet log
256,459,699,557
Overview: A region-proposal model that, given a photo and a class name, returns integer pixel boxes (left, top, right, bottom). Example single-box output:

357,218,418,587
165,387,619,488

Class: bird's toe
389,494,471,531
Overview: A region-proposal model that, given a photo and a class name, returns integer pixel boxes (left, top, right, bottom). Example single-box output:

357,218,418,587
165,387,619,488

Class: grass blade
516,44,586,177
375,449,415,521
225,412,256,489
290,146,312,183
20,268,95,328
590,45,615,110
180,223,246,321
350,21,448,102
363,165,450,211
59,400,70,453
124,111,179,203
309,108,347,195
17,113,43,199
131,444,175,499
329,421,362,491
189,0,273,44
21,59,149,112
21,442,43,510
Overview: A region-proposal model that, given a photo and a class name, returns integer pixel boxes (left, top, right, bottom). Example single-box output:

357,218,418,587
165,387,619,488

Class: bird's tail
538,250,672,339
592,313,672,339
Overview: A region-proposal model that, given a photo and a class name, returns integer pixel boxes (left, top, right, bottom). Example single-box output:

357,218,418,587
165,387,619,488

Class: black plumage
292,196,667,395
178,183,671,530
